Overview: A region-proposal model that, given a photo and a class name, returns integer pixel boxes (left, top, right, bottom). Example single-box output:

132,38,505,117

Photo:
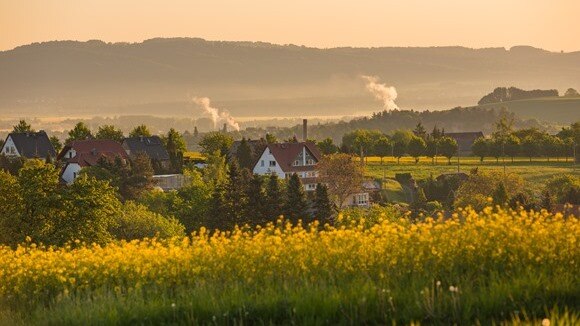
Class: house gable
1,135,21,157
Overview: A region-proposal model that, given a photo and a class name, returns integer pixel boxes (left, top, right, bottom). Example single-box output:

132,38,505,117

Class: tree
391,130,414,164
265,174,284,221
174,169,211,231
471,137,488,162
454,171,525,211
245,174,267,226
236,138,254,170
521,136,540,162
545,175,580,205
412,187,428,210
317,138,338,155
543,135,563,161
49,136,63,153
313,184,333,224
199,132,234,157
504,135,521,162
202,150,228,187
163,128,187,172
284,173,309,223
317,153,364,210
122,152,155,200
407,136,426,164
392,141,406,164
110,201,185,240
129,124,152,137
413,122,427,140
223,160,249,227
265,133,277,144
564,88,579,97
96,125,124,142
373,136,392,165
13,120,33,133
206,183,227,230
438,136,458,164
66,122,93,144
425,138,439,164
431,125,444,140
0,171,23,244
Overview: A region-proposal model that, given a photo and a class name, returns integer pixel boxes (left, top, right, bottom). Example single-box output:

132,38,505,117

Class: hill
1,38,580,120
477,97,580,124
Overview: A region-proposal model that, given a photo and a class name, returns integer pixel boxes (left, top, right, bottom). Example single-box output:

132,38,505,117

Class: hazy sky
1,0,578,52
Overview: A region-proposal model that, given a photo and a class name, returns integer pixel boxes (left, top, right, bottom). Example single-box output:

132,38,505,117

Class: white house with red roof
253,141,321,191
58,140,128,184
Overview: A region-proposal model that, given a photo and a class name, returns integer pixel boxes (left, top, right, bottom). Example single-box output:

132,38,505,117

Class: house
253,141,322,191
122,136,171,169
445,132,484,156
1,131,56,159
342,180,382,208
58,140,129,184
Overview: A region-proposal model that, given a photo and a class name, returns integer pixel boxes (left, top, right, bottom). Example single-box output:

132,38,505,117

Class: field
476,96,580,124
0,207,578,325
363,156,578,187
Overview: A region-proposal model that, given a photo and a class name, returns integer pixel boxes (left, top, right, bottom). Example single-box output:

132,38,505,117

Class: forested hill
1,38,579,119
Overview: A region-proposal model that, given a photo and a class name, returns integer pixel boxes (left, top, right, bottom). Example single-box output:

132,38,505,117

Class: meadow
363,156,578,187
0,206,578,325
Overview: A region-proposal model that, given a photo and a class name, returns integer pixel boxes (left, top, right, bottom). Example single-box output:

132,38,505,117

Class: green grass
476,96,580,124
365,156,579,187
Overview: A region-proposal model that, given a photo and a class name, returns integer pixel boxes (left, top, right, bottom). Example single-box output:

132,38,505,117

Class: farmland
0,206,578,325
476,96,580,124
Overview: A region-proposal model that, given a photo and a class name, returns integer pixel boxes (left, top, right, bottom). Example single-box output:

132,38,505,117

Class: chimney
222,123,228,133
302,119,308,141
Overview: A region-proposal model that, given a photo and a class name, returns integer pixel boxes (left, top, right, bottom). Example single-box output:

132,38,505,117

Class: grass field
363,156,578,187
0,207,578,325
476,96,580,124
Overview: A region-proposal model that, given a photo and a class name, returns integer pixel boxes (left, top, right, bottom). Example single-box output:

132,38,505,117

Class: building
122,136,171,169
153,174,188,191
253,141,321,191
446,132,484,156
342,180,382,208
1,131,56,159
58,140,128,184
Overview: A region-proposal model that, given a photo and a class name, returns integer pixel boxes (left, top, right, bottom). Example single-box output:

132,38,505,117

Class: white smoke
192,97,240,132
361,75,399,111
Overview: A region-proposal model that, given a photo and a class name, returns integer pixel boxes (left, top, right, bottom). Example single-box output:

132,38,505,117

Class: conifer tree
284,173,309,223
313,184,333,224
493,182,508,207
245,174,267,226
265,174,284,221
237,138,254,170
207,183,227,230
223,160,248,226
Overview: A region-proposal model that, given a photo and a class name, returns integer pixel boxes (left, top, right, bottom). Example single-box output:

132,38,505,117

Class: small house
1,131,56,159
122,136,171,169
58,140,128,184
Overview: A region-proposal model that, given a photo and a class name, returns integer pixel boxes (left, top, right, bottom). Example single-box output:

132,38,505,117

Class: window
306,184,317,190
269,161,276,167
73,172,77,179
9,146,15,154
69,151,73,158
306,159,315,165
305,171,317,178
293,160,300,166
354,193,369,206
260,160,264,167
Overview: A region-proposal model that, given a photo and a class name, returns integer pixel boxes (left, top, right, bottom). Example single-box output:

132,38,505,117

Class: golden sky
1,0,578,52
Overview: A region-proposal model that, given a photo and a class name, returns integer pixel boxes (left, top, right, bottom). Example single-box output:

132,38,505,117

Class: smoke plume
361,75,399,111
193,97,240,131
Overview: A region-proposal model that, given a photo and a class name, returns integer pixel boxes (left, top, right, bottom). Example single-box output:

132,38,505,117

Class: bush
110,202,185,240
545,175,580,205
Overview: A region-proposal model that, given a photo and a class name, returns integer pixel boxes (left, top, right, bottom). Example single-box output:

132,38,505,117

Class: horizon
1,0,579,52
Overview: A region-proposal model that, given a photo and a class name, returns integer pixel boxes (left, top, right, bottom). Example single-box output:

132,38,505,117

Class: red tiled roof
68,151,125,167
58,140,128,161
266,142,321,173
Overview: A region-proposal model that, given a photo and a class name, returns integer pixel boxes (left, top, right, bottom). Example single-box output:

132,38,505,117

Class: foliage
454,171,525,211
95,125,124,142
129,124,152,137
317,153,364,210
66,122,93,144
471,137,488,162
545,175,580,205
284,173,309,223
198,132,233,157
407,136,426,163
49,136,62,153
313,183,333,223
438,136,458,164
109,201,185,240
162,128,186,172
12,120,33,133
478,86,558,105
236,138,254,170
1,207,577,324
317,138,338,155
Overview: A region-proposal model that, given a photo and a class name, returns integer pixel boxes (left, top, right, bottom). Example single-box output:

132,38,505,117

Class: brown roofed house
58,140,128,184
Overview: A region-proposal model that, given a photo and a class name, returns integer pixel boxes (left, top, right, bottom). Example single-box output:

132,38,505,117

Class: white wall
62,148,77,159
61,163,82,185
253,147,285,178
1,136,20,157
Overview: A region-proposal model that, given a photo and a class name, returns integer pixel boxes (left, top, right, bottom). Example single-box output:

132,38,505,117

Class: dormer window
306,159,315,165
293,160,300,166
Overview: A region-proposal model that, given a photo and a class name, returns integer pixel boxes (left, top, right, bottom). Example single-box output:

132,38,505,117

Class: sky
1,0,579,52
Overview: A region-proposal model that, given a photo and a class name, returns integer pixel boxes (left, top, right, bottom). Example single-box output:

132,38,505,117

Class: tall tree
313,184,333,224
438,136,458,164
237,138,254,170
49,136,63,153
12,120,33,133
425,138,439,164
471,137,488,162
265,174,284,221
413,122,427,140
66,122,93,144
245,174,267,226
206,183,227,231
504,135,521,162
521,136,540,162
265,133,277,144
202,150,228,187
163,128,187,172
373,136,392,165
129,124,152,137
96,125,124,142
223,160,248,227
284,173,309,223
317,153,364,210
317,138,339,155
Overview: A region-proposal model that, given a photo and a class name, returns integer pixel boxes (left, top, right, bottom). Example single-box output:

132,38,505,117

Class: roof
265,141,322,173
122,136,170,161
5,131,56,158
66,151,125,167
445,132,484,150
58,139,128,161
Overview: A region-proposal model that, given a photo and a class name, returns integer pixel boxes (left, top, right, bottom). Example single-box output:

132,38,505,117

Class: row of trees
333,125,459,164
472,121,579,162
